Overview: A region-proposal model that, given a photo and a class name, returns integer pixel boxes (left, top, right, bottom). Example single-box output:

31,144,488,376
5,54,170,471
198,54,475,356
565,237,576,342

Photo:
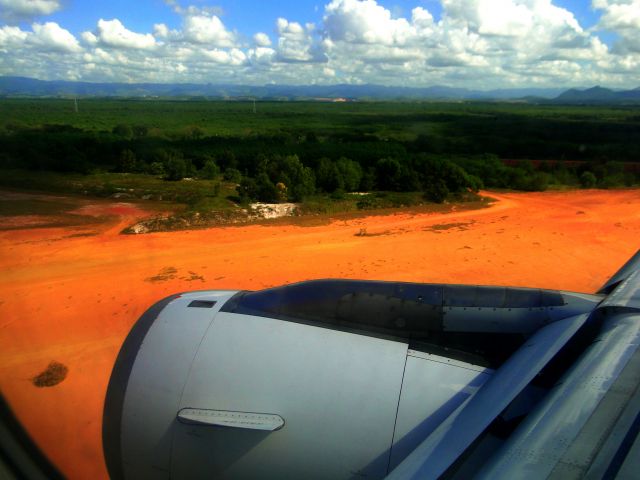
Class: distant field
2,98,639,142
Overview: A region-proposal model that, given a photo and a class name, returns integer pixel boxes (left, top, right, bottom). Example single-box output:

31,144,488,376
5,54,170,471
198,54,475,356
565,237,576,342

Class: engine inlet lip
102,293,182,480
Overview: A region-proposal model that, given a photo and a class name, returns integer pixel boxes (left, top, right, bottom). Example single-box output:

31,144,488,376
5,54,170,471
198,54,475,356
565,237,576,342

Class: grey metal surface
476,312,640,480
119,291,237,479
584,344,640,479
172,311,409,479
615,430,640,479
443,291,599,334
222,280,600,338
385,313,588,480
548,342,640,479
389,351,492,470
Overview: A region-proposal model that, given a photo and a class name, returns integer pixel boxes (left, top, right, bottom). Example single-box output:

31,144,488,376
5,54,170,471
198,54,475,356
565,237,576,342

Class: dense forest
1,99,638,206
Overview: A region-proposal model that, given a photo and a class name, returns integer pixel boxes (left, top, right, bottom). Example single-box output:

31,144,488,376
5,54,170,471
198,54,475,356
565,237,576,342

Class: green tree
149,162,165,176
223,168,242,183
165,155,187,181
255,172,279,202
417,155,481,199
200,159,220,179
360,167,376,191
132,125,148,138
291,166,316,201
272,155,315,201
218,150,238,170
185,125,204,140
112,124,133,139
336,157,363,192
316,157,343,193
117,149,137,172
376,158,402,191
237,176,257,201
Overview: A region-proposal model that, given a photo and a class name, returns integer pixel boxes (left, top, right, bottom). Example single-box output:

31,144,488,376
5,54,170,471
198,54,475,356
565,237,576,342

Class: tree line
1,121,637,204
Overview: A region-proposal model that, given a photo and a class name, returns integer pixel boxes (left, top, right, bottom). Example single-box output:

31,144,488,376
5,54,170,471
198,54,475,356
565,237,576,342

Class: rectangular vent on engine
188,300,217,308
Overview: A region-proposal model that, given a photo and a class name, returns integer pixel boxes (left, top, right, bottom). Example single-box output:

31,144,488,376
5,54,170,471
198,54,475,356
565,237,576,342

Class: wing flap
385,313,588,480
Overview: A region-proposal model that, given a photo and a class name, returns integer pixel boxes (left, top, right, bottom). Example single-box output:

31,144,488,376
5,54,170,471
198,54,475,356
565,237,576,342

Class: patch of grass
355,191,429,210
299,191,428,214
1,169,493,233
297,195,360,215
0,169,225,205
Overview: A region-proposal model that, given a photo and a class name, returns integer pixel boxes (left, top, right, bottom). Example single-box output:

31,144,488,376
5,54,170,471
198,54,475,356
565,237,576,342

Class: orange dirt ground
1,188,639,479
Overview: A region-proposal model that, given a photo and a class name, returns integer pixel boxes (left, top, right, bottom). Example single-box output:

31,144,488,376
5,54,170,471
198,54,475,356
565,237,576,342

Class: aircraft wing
387,250,640,479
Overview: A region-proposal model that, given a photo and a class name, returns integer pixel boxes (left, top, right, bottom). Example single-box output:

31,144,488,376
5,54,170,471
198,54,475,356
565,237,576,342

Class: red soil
1,189,639,479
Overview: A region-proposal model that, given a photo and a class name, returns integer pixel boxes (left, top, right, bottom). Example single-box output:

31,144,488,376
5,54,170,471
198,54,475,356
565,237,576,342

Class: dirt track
1,189,639,479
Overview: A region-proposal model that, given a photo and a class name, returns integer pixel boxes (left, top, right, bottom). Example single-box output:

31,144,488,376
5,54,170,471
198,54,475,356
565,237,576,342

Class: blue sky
0,0,638,88
20,0,603,40
37,1,325,39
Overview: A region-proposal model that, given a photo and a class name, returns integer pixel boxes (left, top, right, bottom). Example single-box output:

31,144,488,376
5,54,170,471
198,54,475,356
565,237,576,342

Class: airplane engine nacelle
103,280,600,480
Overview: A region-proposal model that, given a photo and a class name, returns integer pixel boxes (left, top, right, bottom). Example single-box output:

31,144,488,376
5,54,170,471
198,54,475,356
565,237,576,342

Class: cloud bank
0,0,639,88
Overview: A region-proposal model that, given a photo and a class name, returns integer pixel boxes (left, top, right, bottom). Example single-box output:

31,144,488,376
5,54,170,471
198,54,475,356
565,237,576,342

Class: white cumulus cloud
0,25,29,47
254,32,271,46
89,19,157,50
203,47,246,65
594,0,640,29
324,0,414,45
273,18,327,63
248,46,276,65
154,23,169,39
30,22,81,52
0,0,62,21
0,22,79,53
593,0,640,53
181,9,235,46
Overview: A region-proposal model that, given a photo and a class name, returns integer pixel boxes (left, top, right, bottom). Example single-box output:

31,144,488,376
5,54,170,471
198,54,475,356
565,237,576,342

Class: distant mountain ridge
553,85,640,104
0,76,638,103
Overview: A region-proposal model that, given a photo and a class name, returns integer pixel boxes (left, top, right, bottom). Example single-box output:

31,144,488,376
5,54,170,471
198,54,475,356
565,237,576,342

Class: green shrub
223,168,242,183
165,156,187,181
579,171,597,188
149,161,165,175
423,179,449,203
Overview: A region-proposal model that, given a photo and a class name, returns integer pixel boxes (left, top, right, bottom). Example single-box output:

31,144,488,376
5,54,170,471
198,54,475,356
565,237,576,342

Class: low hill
0,76,563,101
553,86,640,104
